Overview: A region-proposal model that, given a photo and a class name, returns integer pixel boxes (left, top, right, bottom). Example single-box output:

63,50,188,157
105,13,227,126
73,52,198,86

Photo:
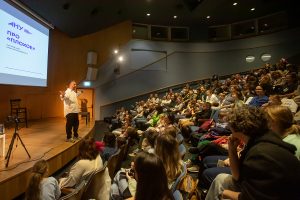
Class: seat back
82,163,110,200
80,99,88,112
59,180,87,200
107,149,121,179
173,190,184,200
178,144,186,159
176,133,184,144
116,143,126,171
170,163,187,193
10,99,21,114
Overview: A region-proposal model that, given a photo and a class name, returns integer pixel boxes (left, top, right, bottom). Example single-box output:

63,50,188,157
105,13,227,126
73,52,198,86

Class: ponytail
25,160,48,200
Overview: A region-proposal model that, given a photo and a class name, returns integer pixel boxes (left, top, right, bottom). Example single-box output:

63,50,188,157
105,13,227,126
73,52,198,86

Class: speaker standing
59,80,82,142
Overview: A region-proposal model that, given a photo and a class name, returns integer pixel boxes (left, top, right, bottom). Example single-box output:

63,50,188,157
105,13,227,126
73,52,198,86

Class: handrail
98,35,300,88
98,33,300,108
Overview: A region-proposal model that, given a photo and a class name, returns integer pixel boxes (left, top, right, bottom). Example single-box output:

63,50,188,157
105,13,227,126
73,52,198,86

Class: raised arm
228,135,241,181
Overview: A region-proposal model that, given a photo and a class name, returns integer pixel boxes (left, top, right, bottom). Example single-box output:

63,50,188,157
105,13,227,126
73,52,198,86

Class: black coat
238,132,300,200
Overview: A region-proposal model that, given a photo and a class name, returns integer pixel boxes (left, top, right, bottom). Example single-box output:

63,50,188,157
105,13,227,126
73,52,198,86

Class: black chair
79,99,90,125
107,149,121,179
59,180,87,200
82,162,110,200
10,99,28,128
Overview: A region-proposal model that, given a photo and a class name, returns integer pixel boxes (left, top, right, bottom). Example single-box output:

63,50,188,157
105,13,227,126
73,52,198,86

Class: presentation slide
0,0,49,87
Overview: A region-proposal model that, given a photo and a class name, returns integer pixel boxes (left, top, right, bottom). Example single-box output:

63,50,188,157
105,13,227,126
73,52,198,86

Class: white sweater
59,155,111,200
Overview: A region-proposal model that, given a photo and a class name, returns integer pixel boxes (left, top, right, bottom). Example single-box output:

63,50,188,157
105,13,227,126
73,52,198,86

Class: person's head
265,106,297,136
155,134,181,181
156,106,163,114
126,126,137,139
26,160,48,200
103,132,116,148
268,95,281,106
206,89,212,96
164,113,175,125
203,102,211,110
232,91,243,101
228,106,269,141
145,129,159,148
68,80,77,90
134,152,173,200
200,85,206,92
163,126,177,138
79,137,98,160
285,73,297,84
218,93,225,101
255,85,265,97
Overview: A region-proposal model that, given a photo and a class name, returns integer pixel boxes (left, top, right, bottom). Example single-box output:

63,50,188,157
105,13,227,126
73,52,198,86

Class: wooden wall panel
0,21,132,122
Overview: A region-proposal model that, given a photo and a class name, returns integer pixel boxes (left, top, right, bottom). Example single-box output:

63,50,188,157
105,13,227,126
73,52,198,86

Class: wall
0,21,132,122
95,28,300,120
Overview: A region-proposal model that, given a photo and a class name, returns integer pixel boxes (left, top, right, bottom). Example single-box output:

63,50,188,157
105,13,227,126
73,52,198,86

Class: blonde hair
155,134,181,182
265,106,299,136
26,160,48,200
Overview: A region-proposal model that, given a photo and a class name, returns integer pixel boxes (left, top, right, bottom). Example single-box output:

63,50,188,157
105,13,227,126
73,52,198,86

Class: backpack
178,174,200,200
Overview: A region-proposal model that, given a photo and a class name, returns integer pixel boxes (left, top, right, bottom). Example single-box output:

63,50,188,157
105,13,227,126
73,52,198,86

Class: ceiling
16,0,298,37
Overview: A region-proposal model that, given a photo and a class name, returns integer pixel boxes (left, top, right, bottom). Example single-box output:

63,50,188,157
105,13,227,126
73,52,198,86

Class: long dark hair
25,159,48,200
134,152,174,200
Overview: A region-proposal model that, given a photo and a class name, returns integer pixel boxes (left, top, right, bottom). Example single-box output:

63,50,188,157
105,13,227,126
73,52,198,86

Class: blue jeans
200,156,231,189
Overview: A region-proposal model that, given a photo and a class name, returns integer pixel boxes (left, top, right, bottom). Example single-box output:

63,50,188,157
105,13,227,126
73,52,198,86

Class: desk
0,134,5,157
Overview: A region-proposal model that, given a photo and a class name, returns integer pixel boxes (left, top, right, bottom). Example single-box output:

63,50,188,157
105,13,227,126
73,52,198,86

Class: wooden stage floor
0,117,94,200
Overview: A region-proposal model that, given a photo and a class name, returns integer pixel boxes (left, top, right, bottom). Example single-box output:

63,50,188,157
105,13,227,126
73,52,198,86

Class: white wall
94,28,300,120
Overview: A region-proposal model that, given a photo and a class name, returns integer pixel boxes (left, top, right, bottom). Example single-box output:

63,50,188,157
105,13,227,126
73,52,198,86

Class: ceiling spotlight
173,15,177,19
233,2,238,6
114,49,118,54
206,15,210,19
146,13,151,16
250,7,255,11
264,23,268,27
118,56,123,62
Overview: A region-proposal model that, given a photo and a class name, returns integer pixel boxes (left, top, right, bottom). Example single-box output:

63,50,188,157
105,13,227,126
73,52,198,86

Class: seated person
206,106,300,200
265,105,300,159
111,152,174,200
248,85,269,107
101,132,118,162
26,159,61,200
155,134,184,187
59,138,111,200
141,129,159,154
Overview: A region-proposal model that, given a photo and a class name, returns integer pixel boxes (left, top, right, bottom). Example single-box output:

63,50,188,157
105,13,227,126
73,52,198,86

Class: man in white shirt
60,81,82,142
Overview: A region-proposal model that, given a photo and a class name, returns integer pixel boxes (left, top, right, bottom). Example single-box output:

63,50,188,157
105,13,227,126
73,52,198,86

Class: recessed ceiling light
264,23,268,27
233,2,238,6
114,49,118,54
118,56,123,62
206,15,210,19
173,15,177,19
147,13,151,16
250,8,255,11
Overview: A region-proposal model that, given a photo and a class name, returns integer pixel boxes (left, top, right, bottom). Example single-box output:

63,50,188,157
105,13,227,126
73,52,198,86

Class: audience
26,159,61,200
206,106,300,200
27,58,300,200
